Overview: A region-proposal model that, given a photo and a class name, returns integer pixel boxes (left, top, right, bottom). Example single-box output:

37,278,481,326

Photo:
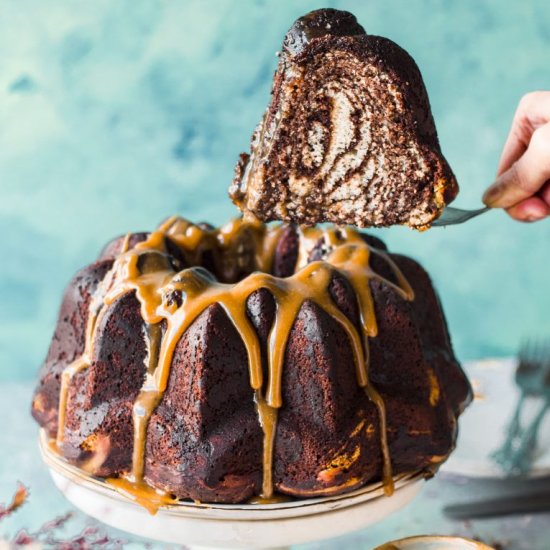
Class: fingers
483,121,550,208
483,91,550,222
497,91,550,175
505,181,550,222
506,196,550,222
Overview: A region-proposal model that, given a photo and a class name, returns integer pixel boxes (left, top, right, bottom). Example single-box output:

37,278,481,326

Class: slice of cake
229,8,458,229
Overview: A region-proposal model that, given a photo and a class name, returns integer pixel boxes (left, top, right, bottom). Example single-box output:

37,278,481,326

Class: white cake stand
40,433,424,550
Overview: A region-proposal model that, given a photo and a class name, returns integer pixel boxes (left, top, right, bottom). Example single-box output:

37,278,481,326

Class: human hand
483,91,550,221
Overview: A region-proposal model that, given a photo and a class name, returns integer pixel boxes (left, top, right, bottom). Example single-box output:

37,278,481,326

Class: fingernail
523,205,548,222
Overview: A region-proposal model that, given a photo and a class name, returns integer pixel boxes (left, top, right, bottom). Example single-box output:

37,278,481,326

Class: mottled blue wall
2,0,550,381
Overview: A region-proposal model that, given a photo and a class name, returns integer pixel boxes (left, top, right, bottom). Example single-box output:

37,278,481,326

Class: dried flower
0,483,28,521
1,484,126,548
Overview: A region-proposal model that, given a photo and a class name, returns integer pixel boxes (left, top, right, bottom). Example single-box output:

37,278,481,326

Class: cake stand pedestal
40,433,424,549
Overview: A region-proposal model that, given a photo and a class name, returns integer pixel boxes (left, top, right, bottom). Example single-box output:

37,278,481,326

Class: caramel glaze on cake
229,9,458,229
32,216,472,511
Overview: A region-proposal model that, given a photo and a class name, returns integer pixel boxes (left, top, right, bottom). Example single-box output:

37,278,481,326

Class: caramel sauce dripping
248,493,293,505
55,217,413,510
56,313,96,447
56,234,132,448
106,477,178,515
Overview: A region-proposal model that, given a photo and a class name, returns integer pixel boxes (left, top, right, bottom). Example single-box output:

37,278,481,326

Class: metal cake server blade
432,206,490,227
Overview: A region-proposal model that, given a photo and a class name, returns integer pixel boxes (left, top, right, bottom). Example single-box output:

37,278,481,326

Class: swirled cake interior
229,9,458,229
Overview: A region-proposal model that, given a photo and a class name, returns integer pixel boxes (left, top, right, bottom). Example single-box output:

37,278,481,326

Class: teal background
2,0,550,382
1,2,550,549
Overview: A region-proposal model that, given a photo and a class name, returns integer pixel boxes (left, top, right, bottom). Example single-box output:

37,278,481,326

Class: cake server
432,206,490,227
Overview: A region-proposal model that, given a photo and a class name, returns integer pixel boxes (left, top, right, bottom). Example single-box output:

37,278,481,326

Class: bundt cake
229,8,458,229
33,216,472,510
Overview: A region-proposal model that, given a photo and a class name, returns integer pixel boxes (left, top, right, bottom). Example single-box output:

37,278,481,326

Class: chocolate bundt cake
33,216,471,509
229,9,458,229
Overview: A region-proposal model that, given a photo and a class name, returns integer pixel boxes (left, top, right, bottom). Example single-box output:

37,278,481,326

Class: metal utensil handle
444,491,550,519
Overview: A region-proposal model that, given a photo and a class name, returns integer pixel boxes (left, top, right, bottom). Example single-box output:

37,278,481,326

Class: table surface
1,382,549,549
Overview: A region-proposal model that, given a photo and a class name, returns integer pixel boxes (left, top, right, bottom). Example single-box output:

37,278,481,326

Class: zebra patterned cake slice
229,8,458,230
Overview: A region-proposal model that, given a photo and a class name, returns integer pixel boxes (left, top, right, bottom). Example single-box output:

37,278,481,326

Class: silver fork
432,206,490,227
492,340,550,475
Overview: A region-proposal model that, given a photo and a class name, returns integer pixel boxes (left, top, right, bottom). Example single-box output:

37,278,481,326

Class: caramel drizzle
56,217,413,505
56,311,97,447
56,233,132,448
